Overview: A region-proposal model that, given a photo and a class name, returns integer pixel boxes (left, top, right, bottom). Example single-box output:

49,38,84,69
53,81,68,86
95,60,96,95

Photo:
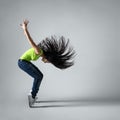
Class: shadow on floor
30,99,120,108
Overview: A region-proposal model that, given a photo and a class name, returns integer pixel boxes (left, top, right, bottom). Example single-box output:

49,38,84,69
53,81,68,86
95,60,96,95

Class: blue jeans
18,59,43,98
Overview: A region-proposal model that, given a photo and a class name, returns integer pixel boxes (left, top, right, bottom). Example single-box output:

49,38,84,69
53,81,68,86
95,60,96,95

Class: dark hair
38,36,75,69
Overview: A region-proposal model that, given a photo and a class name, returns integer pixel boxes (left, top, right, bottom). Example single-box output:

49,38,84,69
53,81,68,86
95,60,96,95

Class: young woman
18,20,75,106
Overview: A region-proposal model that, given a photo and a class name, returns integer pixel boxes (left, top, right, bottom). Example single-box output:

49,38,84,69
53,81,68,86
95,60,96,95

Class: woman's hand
20,19,29,30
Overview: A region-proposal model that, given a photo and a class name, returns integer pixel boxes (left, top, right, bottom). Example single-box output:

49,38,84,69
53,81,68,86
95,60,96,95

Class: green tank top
20,48,43,61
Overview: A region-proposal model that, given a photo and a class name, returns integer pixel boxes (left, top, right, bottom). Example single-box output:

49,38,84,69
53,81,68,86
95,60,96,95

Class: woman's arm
20,19,41,55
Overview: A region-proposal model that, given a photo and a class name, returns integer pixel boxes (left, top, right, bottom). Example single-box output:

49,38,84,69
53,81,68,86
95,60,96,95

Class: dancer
18,19,75,107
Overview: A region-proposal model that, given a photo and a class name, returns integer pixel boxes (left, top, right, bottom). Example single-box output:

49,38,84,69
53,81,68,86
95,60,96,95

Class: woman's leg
18,59,43,98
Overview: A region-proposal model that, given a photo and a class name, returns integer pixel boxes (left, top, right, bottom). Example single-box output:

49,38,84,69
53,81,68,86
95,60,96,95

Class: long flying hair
38,36,75,69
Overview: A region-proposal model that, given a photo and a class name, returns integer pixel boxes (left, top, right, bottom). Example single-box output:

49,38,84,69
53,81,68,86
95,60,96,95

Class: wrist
24,27,27,31
23,29,27,35
23,28,27,33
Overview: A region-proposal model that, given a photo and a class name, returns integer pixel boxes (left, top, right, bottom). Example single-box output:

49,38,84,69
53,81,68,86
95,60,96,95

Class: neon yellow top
20,48,43,61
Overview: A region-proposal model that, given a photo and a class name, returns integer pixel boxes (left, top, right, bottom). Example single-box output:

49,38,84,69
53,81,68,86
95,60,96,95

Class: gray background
0,0,120,120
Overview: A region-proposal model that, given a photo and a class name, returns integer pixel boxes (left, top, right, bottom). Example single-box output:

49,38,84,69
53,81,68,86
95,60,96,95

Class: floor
0,95,120,120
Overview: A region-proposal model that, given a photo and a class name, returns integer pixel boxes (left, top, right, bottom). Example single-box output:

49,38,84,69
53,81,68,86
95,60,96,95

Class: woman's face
41,56,49,63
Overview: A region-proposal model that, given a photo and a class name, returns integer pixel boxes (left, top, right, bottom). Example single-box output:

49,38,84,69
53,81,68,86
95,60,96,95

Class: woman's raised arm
20,19,41,55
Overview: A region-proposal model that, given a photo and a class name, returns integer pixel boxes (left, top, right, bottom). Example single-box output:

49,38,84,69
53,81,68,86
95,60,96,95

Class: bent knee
37,72,43,79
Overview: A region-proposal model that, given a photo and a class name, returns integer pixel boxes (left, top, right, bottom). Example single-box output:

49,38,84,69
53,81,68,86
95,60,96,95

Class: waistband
18,59,30,62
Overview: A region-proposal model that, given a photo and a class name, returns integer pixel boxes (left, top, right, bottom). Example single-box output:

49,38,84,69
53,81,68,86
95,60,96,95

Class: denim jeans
18,59,43,98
